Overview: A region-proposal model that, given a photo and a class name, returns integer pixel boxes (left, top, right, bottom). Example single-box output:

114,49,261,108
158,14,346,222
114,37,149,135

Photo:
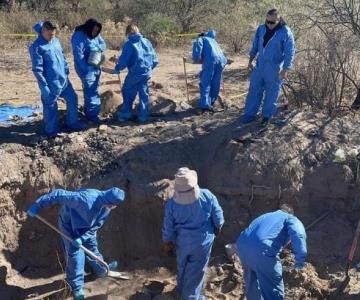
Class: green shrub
140,13,180,47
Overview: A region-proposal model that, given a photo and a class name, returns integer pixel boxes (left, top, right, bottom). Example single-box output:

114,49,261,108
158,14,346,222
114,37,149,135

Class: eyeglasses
266,20,277,25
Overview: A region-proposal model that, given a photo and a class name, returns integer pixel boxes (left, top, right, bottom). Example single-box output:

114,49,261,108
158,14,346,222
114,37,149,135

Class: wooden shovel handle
348,220,360,261
35,215,110,273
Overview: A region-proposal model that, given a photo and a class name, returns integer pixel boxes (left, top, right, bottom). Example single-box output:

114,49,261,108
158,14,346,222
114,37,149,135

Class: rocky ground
1,41,360,299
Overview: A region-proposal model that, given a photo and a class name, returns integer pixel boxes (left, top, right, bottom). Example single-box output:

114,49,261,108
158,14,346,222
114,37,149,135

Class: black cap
42,21,58,30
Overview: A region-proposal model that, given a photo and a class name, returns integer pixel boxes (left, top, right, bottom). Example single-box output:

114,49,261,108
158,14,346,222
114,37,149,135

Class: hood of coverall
33,22,43,34
206,30,216,39
75,18,102,39
96,187,125,207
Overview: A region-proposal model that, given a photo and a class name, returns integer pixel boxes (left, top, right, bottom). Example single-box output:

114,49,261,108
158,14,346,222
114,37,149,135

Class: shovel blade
107,270,131,280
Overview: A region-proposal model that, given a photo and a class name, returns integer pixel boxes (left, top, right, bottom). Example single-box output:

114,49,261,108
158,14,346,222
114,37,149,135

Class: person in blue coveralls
191,30,228,114
71,19,106,124
236,204,307,300
29,21,86,137
240,9,296,127
102,24,158,123
27,188,125,300
162,167,225,299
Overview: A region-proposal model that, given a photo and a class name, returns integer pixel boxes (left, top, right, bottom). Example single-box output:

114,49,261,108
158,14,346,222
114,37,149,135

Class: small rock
41,140,49,148
306,153,318,166
99,124,109,133
337,134,349,143
75,136,84,143
179,102,192,110
216,265,224,276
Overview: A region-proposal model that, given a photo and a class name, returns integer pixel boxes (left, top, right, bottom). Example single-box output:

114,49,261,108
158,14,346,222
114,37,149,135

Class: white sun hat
174,167,200,204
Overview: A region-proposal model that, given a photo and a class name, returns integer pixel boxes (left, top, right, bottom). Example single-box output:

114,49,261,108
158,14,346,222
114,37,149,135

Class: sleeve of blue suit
162,200,176,242
282,29,295,70
192,38,203,63
249,27,260,59
115,42,133,74
211,195,225,229
29,45,48,89
98,35,106,52
286,216,307,266
34,189,83,210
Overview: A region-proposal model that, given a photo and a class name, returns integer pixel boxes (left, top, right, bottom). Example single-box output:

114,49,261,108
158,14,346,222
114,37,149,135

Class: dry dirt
1,39,360,299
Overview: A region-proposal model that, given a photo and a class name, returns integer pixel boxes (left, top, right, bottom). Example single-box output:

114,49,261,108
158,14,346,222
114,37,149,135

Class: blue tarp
0,103,40,123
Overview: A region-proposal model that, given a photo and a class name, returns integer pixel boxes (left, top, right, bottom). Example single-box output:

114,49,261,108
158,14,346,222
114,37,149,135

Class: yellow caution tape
174,32,200,37
0,33,123,38
0,33,36,37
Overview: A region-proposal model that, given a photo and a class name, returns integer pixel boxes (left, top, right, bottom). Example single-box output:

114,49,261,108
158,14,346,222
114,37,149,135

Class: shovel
183,57,190,102
35,215,130,280
333,219,360,297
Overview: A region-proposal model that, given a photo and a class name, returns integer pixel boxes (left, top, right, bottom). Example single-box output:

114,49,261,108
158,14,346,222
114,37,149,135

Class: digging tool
222,75,226,99
183,57,190,102
283,210,331,249
100,79,121,86
228,91,248,101
333,219,360,297
35,215,130,280
305,210,331,231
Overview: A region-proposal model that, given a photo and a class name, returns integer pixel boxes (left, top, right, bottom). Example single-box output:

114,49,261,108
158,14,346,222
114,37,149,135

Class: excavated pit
1,43,359,299
1,108,360,299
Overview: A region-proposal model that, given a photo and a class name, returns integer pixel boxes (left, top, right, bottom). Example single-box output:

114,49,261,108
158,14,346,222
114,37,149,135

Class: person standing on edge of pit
71,19,106,125
191,30,228,114
236,204,307,300
29,21,86,137
102,24,158,123
240,9,295,128
162,167,225,300
27,188,125,300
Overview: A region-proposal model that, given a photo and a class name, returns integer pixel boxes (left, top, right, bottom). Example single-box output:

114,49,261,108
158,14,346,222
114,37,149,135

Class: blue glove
294,262,305,270
72,238,82,248
27,204,40,217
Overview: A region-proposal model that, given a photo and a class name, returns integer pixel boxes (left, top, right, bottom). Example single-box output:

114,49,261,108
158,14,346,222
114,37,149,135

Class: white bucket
88,51,103,66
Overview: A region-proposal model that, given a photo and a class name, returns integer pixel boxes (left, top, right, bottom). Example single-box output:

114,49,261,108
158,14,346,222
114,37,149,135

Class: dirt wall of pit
1,110,360,280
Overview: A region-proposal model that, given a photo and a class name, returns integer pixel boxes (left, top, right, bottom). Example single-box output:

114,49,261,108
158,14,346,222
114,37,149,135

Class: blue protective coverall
29,22,80,136
71,20,106,122
162,189,225,299
30,188,125,293
243,24,295,120
192,30,227,109
236,210,307,300
114,33,158,122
